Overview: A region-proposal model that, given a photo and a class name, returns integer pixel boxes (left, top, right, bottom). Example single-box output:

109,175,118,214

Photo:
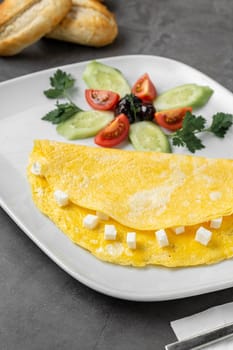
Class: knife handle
165,322,233,350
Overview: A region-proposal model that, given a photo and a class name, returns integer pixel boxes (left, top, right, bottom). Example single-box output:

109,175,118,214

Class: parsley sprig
169,111,233,153
42,69,82,124
127,93,141,120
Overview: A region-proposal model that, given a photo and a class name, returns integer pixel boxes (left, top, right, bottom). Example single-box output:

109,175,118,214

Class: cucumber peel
83,61,131,98
154,84,214,111
129,121,171,152
56,110,114,140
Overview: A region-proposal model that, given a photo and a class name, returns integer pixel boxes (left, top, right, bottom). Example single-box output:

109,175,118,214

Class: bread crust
0,0,72,56
47,0,118,47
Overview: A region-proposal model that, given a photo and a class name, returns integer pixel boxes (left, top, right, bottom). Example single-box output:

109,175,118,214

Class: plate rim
1,54,232,97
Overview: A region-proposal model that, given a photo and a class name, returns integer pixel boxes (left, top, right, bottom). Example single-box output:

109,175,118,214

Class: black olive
139,102,156,121
114,94,156,123
114,94,137,123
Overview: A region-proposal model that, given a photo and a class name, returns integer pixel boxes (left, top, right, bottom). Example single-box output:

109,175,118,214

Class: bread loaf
47,0,118,47
0,0,72,56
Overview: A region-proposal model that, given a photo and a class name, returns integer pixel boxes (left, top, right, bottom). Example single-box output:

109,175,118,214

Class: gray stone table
0,1,233,349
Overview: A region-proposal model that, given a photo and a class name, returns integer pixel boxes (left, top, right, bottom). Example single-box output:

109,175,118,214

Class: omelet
27,140,233,267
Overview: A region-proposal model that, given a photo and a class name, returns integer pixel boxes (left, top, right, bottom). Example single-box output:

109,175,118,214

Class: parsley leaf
43,69,75,99
173,131,205,153
182,111,206,132
43,88,63,99
209,112,233,137
42,102,81,124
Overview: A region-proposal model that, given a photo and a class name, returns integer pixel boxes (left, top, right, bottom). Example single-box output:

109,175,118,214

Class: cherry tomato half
132,73,157,102
95,114,130,147
154,107,193,131
85,89,120,111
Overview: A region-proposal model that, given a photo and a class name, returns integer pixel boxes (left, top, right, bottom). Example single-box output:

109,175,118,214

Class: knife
165,322,233,350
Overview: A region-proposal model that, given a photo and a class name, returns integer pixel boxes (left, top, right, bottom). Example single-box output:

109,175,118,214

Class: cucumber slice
83,61,131,98
129,121,171,152
154,84,213,111
56,110,114,140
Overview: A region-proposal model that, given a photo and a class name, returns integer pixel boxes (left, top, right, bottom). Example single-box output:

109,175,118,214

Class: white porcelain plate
1,55,233,301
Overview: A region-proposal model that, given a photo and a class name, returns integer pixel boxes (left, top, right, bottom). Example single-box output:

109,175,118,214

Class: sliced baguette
0,0,72,56
47,0,118,47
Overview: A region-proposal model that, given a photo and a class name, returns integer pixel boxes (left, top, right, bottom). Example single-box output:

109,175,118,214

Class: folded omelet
27,140,233,267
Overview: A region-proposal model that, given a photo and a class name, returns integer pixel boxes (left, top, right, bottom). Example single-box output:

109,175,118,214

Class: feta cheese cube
210,217,223,229
96,211,109,221
209,191,222,201
54,190,69,207
127,232,136,249
195,226,212,246
31,161,42,175
83,214,99,229
172,226,185,235
155,229,169,247
104,225,117,240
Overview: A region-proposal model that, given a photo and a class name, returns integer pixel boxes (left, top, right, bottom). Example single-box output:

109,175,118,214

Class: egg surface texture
27,140,233,267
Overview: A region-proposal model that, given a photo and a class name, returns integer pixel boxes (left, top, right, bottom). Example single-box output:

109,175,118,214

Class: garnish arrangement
41,62,233,153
